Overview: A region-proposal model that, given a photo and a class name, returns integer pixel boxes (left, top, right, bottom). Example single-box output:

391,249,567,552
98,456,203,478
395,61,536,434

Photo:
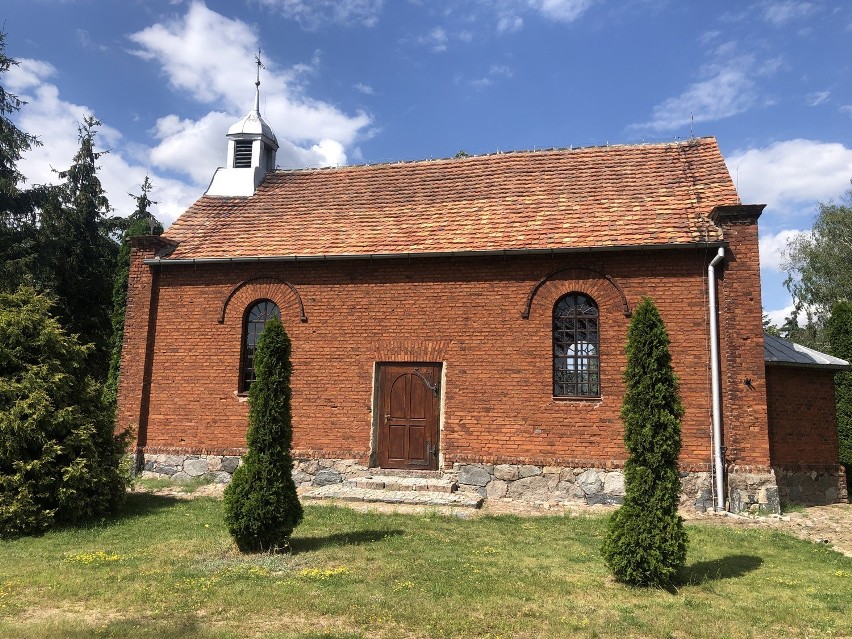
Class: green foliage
223,317,303,551
784,184,852,315
827,302,852,475
0,287,129,538
38,116,118,378
0,31,52,293
602,297,688,586
103,176,163,410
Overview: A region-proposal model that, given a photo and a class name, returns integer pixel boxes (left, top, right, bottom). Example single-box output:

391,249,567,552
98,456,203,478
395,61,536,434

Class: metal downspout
708,247,726,511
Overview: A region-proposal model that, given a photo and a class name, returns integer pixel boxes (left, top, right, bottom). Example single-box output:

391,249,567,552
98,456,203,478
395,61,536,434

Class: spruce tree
39,116,118,377
601,297,688,586
103,177,163,410
0,30,50,292
224,317,303,552
827,301,852,489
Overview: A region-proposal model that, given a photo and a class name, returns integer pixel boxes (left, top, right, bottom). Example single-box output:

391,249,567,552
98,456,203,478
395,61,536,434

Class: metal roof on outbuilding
763,333,851,370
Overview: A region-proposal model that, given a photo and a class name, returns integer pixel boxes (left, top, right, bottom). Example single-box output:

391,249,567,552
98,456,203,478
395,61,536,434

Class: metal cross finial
254,50,264,88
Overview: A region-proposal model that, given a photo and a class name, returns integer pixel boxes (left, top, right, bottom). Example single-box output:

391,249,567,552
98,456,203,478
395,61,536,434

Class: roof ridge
267,137,720,176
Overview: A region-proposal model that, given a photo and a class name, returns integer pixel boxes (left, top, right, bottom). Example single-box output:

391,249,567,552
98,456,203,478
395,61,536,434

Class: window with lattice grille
239,300,281,392
553,293,600,398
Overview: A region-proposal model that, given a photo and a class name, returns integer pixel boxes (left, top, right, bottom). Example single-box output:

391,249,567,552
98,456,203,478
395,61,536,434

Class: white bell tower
206,53,279,197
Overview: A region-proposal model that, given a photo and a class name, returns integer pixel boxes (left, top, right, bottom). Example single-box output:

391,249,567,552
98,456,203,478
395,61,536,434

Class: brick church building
116,85,848,512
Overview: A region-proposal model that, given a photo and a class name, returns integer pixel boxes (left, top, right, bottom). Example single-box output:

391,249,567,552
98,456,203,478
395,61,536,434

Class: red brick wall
766,366,841,467
713,206,771,467
116,236,174,443
116,248,771,470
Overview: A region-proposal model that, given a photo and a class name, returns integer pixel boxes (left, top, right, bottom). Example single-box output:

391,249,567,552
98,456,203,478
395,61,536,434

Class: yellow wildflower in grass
835,570,851,578
177,576,220,593
63,551,126,566
392,580,415,591
0,581,16,612
298,566,350,581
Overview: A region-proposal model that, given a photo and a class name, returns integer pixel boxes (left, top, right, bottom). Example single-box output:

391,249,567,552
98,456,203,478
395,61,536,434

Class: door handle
426,441,437,457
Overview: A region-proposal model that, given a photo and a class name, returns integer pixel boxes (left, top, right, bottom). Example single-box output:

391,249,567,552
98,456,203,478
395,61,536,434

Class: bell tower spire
254,50,262,114
205,51,279,197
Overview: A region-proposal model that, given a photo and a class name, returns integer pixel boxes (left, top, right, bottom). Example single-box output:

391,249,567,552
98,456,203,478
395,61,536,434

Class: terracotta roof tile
163,137,739,260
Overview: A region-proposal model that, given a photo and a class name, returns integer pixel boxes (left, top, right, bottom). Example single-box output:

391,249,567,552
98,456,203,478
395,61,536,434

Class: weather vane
255,50,264,89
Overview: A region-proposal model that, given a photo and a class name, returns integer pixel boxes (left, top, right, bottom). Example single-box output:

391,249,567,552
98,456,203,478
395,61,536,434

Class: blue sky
3,0,852,323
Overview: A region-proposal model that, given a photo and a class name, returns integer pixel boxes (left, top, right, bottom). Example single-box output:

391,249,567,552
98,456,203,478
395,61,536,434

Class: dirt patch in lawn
135,482,852,557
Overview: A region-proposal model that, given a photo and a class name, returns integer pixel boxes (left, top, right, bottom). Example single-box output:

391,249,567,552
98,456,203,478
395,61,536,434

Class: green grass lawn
1,494,850,639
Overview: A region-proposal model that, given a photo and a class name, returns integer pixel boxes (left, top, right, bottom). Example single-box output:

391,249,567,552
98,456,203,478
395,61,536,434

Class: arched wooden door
378,364,441,470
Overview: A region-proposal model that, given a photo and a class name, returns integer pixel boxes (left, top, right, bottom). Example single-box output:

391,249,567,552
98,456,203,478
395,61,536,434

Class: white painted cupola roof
227,84,278,148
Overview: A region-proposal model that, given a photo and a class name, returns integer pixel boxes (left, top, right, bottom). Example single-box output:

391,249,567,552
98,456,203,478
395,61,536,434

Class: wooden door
378,364,441,470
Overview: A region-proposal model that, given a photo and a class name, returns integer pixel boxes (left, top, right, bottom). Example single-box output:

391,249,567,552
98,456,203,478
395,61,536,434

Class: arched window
553,293,600,398
240,300,281,392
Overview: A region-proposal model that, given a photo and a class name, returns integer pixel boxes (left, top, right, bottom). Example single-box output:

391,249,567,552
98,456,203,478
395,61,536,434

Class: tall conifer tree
0,31,49,291
602,297,688,586
224,317,303,552
39,116,118,376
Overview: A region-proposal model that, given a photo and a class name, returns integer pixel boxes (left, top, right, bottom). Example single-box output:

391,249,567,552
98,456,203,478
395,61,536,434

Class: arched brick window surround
219,277,307,324
521,266,630,319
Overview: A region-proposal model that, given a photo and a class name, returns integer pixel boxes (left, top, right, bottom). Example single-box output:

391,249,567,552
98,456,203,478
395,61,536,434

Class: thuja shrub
827,301,852,490
601,297,688,586
224,317,303,552
0,287,129,538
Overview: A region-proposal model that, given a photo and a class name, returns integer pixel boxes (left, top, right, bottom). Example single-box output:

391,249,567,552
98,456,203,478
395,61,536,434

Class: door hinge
412,368,440,398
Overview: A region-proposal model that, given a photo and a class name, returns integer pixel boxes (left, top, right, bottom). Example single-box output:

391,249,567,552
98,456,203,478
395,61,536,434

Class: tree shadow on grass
678,554,763,586
291,529,404,555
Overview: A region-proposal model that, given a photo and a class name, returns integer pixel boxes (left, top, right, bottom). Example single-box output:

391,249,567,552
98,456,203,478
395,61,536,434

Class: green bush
601,297,688,586
0,287,129,538
827,301,852,491
223,317,303,551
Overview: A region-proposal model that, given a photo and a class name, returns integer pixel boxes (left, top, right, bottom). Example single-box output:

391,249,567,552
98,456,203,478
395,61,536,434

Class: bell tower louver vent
233,140,253,168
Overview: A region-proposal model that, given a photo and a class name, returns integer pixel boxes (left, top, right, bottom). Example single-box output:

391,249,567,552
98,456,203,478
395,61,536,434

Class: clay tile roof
163,136,739,260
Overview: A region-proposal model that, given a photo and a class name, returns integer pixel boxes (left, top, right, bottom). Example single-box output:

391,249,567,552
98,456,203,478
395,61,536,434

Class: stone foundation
773,465,848,506
136,452,785,513
727,469,781,514
138,452,242,484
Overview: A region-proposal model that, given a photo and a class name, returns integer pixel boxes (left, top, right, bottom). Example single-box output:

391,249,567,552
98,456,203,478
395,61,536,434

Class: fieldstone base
727,469,781,514
133,452,782,513
774,465,848,506
138,453,241,484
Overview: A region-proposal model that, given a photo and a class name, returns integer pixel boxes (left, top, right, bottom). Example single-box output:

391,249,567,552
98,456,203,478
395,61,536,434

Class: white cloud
764,304,797,328
417,27,450,52
726,139,852,214
256,0,384,29
805,90,830,106
353,83,375,95
128,2,372,163
8,3,373,227
8,58,197,226
631,63,757,132
528,0,595,23
840,105,852,117
496,13,524,32
470,64,514,89
759,229,809,272
763,1,815,26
